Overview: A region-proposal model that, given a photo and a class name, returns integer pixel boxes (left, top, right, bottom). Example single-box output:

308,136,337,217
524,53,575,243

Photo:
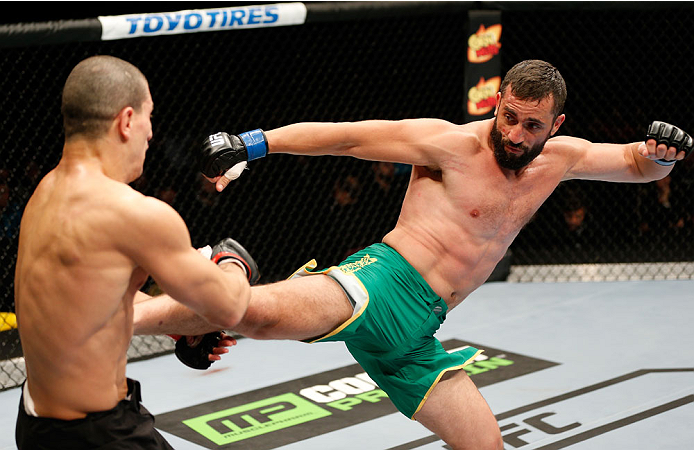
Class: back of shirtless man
134,59,692,449
14,55,256,449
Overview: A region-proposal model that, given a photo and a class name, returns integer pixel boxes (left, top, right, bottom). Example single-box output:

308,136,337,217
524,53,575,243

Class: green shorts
290,243,482,419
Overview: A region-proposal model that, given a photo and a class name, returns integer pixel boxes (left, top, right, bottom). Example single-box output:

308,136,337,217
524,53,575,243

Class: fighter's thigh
414,369,502,450
239,274,353,341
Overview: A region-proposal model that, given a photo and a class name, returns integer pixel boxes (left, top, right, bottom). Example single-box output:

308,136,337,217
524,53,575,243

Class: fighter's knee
448,433,503,450
232,296,282,340
239,321,278,340
486,432,504,450
476,422,503,450
231,311,276,340
444,422,503,450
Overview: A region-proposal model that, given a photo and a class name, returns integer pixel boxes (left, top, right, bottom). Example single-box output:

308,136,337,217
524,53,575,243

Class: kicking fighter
135,60,692,450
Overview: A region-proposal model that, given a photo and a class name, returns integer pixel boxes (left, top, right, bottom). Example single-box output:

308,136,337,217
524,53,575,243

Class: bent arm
133,291,221,335
124,197,250,330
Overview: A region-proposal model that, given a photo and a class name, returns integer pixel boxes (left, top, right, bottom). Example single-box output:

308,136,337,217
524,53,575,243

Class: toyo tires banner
98,3,308,41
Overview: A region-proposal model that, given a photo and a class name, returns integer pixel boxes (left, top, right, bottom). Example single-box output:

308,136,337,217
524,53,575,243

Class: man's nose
507,124,524,144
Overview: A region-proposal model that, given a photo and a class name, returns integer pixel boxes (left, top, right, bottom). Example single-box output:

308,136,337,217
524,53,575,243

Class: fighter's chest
448,168,555,235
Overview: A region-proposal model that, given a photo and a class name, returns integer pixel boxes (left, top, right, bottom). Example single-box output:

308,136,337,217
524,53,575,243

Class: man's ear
551,114,566,136
116,106,135,141
493,92,501,116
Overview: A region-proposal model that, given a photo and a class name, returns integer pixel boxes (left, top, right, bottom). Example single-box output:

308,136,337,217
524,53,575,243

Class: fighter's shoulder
546,134,591,147
435,120,488,155
105,182,151,211
420,119,482,143
109,185,186,233
544,134,592,156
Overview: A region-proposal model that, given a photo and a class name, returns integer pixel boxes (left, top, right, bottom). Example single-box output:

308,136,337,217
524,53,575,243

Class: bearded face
490,115,550,170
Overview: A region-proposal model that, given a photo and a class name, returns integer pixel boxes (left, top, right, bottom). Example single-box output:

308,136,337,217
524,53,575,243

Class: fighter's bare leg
414,369,503,450
133,273,353,339
235,274,354,341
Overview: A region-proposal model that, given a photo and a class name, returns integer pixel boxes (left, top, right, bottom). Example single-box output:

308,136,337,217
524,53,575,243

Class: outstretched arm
562,121,692,183
264,120,451,163
202,119,464,191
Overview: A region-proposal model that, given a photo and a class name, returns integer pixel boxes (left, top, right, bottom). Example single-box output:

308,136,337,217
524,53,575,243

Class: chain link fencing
0,4,692,390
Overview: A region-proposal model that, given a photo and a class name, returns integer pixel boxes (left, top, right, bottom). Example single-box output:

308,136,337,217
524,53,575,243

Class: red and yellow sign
464,11,502,122
467,76,501,116
467,24,502,64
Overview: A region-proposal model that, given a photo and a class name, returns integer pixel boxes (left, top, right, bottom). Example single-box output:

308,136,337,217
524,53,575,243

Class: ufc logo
208,132,225,147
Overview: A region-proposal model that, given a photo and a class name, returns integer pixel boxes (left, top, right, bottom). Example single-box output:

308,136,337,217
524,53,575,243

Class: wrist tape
239,129,268,161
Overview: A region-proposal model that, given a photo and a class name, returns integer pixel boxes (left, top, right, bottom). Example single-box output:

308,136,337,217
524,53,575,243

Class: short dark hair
61,55,149,139
499,60,567,118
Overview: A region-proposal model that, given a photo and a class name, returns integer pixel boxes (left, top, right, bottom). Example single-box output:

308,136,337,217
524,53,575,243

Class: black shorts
15,378,174,450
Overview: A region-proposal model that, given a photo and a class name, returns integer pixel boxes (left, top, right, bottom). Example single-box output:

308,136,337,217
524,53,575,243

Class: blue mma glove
200,129,268,179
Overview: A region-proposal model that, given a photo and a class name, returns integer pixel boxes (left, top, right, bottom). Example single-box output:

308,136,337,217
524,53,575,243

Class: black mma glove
172,332,224,370
211,237,260,285
200,130,268,179
645,121,694,166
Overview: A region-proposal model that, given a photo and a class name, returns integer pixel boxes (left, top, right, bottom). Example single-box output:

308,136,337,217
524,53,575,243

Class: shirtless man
134,60,692,449
14,55,257,449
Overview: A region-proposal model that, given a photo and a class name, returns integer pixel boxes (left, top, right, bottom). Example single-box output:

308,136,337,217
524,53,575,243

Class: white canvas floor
1,279,692,449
